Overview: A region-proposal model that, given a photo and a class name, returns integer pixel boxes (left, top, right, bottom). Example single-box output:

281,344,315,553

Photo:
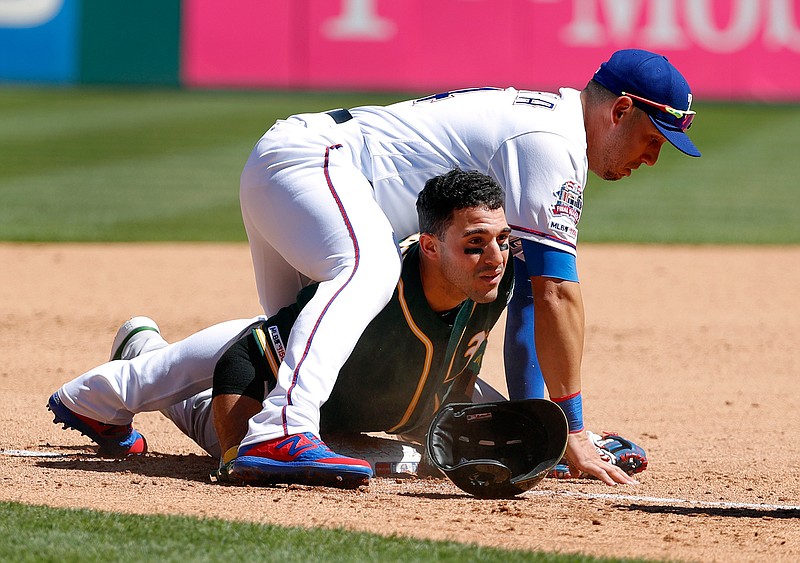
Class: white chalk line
3,449,800,512
0,449,71,458
528,489,800,512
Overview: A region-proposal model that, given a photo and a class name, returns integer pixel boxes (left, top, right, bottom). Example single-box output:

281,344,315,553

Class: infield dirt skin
1,243,798,563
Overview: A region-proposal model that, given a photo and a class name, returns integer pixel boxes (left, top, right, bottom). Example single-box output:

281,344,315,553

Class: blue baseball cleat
229,432,373,488
47,392,147,458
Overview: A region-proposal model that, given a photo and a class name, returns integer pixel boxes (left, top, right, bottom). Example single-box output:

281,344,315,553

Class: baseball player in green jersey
48,169,515,486
212,217,512,481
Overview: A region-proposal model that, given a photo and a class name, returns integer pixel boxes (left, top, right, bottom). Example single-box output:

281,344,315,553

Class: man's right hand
564,430,638,486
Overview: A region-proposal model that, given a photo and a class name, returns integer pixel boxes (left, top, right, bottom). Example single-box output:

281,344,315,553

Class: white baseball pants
238,114,402,446
57,318,262,459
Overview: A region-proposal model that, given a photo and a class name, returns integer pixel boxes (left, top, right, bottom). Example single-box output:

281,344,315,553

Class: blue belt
326,108,353,124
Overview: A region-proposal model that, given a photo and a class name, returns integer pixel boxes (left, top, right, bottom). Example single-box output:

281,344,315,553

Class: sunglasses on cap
621,91,696,131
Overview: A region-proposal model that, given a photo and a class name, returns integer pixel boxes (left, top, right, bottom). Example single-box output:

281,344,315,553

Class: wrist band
552,391,585,434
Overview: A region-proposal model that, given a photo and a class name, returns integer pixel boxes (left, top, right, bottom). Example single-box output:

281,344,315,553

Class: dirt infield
1,243,798,562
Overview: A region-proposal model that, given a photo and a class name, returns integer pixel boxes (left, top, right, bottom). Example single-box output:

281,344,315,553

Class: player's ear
612,95,634,123
418,232,440,260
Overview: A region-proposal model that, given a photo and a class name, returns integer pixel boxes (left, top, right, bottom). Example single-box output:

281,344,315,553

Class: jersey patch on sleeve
551,180,583,225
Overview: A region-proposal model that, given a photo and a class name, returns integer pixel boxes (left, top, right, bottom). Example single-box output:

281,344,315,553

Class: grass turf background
0,501,652,563
1,86,794,561
1,86,797,243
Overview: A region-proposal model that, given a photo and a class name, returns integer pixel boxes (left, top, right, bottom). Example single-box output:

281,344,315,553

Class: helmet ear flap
426,399,568,499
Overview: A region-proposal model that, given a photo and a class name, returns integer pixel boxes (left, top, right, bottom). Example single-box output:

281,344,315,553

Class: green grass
580,101,800,243
0,501,648,563
0,87,405,241
1,86,798,243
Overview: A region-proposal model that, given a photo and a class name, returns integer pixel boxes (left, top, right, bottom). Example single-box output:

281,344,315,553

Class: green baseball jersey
246,243,514,439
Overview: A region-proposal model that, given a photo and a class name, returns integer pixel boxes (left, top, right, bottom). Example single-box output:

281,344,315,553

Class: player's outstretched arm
530,276,585,405
530,276,636,486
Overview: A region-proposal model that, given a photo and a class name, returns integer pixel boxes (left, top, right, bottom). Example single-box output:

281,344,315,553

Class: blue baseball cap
593,49,701,157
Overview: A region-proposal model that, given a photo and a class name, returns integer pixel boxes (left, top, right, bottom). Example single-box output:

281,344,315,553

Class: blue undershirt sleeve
520,239,578,282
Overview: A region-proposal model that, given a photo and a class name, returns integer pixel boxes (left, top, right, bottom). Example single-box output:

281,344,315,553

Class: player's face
593,108,667,181
427,206,511,310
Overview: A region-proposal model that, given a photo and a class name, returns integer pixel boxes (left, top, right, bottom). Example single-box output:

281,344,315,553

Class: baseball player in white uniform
235,48,699,486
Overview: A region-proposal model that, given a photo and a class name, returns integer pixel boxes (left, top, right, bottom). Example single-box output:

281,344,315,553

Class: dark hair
416,169,505,238
584,79,648,122
583,79,619,105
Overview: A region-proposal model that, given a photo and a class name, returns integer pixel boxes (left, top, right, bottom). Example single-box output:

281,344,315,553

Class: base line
0,449,70,458
528,489,800,512
4,448,800,512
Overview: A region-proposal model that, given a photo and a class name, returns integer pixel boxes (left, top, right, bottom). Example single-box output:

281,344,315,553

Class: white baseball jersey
353,87,587,254
238,86,587,448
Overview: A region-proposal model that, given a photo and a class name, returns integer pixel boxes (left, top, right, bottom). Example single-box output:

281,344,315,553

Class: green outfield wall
78,1,180,86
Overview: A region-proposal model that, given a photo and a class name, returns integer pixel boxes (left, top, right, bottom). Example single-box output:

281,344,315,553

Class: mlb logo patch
268,325,286,361
552,180,583,224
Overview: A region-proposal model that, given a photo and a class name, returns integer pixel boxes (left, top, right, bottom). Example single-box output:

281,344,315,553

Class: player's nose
642,143,663,166
483,241,504,266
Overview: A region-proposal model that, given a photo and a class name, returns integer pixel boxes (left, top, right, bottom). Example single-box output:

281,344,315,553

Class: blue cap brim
650,116,701,157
